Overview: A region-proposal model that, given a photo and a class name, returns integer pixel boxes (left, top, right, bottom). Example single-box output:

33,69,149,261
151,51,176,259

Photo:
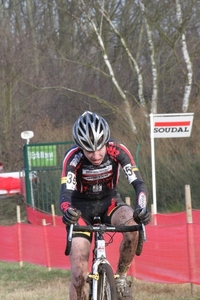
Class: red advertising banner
0,208,200,285
0,175,20,195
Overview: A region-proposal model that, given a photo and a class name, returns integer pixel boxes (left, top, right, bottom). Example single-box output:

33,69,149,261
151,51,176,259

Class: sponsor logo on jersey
138,192,147,208
82,165,112,183
70,153,83,167
82,165,112,175
92,184,102,193
107,144,120,157
83,174,111,181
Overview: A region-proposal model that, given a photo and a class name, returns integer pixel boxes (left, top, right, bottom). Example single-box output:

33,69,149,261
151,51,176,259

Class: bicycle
65,217,146,300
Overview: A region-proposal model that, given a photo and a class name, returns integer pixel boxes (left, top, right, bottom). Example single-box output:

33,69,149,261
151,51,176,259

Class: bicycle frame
89,226,112,300
67,221,146,300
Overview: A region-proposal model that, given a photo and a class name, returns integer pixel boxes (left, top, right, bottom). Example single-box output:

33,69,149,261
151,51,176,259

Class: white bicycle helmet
73,111,110,151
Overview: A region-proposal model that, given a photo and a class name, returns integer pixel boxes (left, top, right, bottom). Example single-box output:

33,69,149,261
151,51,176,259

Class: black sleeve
59,146,83,213
131,175,148,209
109,141,148,208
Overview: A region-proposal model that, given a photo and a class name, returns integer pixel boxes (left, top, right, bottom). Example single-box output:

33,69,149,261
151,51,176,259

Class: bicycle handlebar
77,223,145,240
65,223,146,256
71,223,143,233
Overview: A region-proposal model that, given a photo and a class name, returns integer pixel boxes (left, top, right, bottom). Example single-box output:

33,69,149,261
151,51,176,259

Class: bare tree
0,0,200,171
175,0,193,112
26,0,40,75
137,0,158,114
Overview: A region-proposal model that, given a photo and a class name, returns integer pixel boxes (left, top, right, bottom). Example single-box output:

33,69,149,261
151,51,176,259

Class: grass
0,262,200,300
0,262,70,300
0,195,27,225
1,197,200,299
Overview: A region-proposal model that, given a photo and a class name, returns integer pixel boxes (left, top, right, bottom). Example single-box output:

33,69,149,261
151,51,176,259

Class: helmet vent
72,111,110,151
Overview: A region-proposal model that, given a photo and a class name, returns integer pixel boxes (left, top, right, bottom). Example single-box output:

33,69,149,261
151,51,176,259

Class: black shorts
69,191,127,242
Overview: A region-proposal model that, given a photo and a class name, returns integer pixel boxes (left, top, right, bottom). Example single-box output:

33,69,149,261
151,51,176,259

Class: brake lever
142,223,147,242
68,224,74,242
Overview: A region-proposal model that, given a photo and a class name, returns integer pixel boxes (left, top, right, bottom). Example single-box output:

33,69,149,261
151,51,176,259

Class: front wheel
97,263,117,300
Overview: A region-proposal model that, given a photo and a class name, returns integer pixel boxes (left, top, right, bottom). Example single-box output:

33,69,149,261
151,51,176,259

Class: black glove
62,207,82,225
133,207,151,225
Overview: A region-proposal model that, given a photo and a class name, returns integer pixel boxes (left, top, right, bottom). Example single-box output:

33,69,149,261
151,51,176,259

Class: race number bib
123,164,137,183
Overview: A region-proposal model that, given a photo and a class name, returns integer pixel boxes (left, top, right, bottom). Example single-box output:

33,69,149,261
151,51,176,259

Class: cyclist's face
83,145,106,166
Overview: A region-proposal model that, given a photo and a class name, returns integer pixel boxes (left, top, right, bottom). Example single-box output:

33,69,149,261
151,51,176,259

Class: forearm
131,179,148,208
59,189,73,213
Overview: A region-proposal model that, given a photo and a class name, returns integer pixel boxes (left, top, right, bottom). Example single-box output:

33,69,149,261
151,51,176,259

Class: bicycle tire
97,263,117,300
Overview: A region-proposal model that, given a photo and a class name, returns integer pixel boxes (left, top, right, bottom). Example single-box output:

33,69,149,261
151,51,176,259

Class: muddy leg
69,237,90,300
111,206,138,275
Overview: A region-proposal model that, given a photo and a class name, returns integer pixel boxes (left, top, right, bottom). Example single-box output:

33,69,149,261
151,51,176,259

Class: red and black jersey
59,140,148,213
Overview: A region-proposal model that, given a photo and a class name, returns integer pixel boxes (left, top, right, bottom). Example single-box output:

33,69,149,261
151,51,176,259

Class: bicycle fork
88,237,110,300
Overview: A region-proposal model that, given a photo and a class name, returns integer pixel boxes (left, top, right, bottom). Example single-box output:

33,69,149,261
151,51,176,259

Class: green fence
23,141,74,214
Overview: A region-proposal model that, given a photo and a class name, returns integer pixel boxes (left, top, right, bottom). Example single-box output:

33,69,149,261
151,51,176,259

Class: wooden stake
51,204,56,226
42,218,51,271
17,205,21,223
125,197,131,205
185,184,194,296
185,184,193,223
16,205,23,267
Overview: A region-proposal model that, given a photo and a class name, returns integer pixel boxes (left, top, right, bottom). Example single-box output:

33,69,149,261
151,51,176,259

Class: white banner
150,113,194,215
153,114,194,138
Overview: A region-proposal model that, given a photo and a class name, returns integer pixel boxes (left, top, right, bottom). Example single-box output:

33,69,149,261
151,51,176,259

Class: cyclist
59,111,150,300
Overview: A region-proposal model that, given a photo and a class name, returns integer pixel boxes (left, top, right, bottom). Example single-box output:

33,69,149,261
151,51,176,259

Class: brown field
0,261,200,300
